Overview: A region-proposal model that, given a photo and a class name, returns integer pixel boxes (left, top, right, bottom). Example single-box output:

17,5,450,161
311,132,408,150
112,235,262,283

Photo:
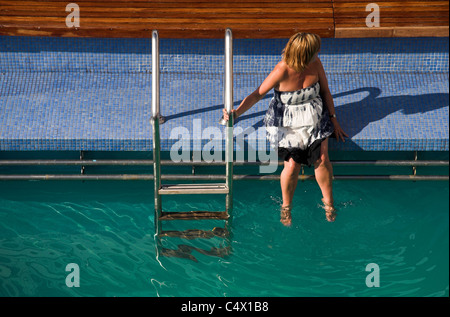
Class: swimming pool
0,33,448,298
0,174,448,297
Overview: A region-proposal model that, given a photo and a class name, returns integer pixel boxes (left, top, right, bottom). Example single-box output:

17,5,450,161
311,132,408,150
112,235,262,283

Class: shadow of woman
331,87,449,149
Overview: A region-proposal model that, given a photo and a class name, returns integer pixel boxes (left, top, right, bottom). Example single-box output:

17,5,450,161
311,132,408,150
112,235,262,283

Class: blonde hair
282,32,321,72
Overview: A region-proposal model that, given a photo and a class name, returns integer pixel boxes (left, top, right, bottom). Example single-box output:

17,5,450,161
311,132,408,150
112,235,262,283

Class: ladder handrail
151,30,160,118
152,30,162,236
224,28,234,212
224,28,233,114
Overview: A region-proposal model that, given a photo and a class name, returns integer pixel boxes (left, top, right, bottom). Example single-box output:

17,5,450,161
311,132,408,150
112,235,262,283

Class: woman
222,32,348,225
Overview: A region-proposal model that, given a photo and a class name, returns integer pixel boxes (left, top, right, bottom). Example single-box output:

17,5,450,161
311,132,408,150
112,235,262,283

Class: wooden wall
0,0,448,38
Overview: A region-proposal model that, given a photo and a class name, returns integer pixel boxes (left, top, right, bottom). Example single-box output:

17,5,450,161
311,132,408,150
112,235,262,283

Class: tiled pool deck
0,36,448,152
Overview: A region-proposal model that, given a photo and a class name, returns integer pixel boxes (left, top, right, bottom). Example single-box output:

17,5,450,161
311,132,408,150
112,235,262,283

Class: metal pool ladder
151,29,234,260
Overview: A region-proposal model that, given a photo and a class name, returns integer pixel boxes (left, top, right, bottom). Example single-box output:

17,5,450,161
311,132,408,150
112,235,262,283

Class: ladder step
160,244,231,261
159,183,229,195
159,227,229,240
160,211,229,221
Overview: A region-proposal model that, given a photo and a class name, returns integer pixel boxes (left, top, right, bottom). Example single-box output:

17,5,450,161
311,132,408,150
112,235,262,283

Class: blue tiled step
1,71,447,151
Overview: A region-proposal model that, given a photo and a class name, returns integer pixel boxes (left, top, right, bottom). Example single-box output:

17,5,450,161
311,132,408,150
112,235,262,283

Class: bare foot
280,205,292,227
321,198,337,222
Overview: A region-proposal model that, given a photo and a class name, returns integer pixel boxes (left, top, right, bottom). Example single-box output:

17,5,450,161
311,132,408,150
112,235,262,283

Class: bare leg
313,139,336,222
280,157,302,226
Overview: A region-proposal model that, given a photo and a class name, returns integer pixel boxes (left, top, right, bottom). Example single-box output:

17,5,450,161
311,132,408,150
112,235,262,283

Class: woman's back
275,58,320,92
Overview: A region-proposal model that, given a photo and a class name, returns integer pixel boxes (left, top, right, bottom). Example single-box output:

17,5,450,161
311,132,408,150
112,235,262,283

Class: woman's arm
222,61,287,121
316,58,348,142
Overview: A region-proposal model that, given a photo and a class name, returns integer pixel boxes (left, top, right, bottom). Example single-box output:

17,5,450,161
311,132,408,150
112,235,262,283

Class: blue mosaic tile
0,36,448,152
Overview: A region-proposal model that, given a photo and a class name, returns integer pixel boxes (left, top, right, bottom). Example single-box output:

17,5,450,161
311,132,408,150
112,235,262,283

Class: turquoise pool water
0,178,448,297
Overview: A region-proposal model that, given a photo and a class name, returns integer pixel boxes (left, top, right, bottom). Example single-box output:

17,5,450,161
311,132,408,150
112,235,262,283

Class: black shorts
278,139,323,167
